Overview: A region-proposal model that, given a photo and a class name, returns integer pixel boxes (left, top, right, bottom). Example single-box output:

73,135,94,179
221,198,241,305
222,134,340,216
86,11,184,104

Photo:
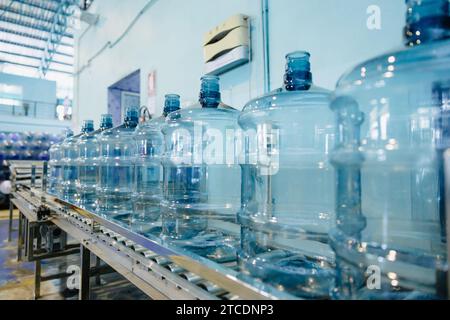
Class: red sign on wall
147,70,157,115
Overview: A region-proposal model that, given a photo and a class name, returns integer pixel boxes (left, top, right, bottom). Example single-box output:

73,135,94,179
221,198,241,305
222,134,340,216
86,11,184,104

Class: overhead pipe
261,0,271,93
445,150,450,298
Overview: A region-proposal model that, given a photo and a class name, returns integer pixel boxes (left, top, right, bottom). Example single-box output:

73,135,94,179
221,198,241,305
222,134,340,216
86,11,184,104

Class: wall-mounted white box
203,14,250,75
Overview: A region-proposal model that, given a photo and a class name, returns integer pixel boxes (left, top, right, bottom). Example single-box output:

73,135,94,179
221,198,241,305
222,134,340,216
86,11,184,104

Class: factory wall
74,0,404,129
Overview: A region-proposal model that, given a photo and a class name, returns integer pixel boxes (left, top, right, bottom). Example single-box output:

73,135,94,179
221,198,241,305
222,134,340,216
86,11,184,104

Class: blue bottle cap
125,107,139,126
100,114,114,130
199,75,221,108
164,94,181,116
65,129,74,138
82,120,95,133
284,51,312,91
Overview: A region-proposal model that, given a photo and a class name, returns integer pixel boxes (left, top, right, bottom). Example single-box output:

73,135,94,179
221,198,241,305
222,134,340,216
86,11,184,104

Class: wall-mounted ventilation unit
203,14,250,75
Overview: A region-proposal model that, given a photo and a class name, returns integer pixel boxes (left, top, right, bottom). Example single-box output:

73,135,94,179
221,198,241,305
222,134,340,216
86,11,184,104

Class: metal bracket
36,205,51,222
90,219,101,233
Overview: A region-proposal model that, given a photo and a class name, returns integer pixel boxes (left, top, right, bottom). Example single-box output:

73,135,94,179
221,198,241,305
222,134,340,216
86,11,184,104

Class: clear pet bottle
238,51,335,298
96,108,138,224
161,76,241,260
132,95,181,234
329,0,449,299
61,122,93,203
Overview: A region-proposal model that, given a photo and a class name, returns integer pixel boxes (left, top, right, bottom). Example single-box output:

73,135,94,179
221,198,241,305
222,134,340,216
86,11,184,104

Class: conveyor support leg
79,245,91,300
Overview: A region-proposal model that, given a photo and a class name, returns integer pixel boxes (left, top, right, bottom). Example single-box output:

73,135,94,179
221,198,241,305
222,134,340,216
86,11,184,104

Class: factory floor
0,209,149,300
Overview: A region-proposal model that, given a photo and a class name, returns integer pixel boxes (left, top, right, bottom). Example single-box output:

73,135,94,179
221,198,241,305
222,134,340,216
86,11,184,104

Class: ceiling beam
39,0,77,77
0,26,74,48
1,15,74,39
0,59,73,75
0,50,73,67
0,38,74,58
0,3,71,29
11,0,69,16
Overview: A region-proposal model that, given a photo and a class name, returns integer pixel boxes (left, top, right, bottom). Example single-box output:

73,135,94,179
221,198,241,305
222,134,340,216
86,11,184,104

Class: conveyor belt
12,185,294,300
7,160,295,300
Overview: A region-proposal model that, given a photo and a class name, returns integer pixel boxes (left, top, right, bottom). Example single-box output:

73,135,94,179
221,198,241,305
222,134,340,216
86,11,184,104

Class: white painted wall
74,0,405,129
269,0,404,90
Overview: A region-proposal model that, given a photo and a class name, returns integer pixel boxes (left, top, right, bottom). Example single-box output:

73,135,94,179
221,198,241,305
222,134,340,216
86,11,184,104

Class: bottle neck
404,0,450,46
100,116,113,131
124,108,139,128
65,130,74,139
284,70,313,91
124,115,138,128
164,95,181,116
284,51,313,91
100,125,113,131
199,76,220,108
199,91,220,108
124,120,138,128
81,120,94,134
163,110,179,117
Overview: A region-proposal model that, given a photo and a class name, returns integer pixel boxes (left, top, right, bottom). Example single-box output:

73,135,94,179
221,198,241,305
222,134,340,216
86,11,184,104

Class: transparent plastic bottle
37,133,51,161
0,133,6,144
7,133,20,143
3,143,19,161
132,95,181,235
97,108,138,224
161,76,241,260
13,141,26,160
38,150,50,161
238,52,335,298
76,120,97,210
330,0,449,300
76,115,113,211
53,130,73,197
47,130,72,196
49,134,61,146
29,133,42,159
60,123,93,203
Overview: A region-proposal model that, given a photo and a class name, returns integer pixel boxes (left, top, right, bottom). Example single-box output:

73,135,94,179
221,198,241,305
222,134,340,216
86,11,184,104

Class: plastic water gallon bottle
329,0,449,300
132,95,181,234
61,123,93,203
53,129,73,197
238,51,335,298
76,116,113,211
161,76,241,260
48,136,64,195
75,119,99,211
96,108,138,224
